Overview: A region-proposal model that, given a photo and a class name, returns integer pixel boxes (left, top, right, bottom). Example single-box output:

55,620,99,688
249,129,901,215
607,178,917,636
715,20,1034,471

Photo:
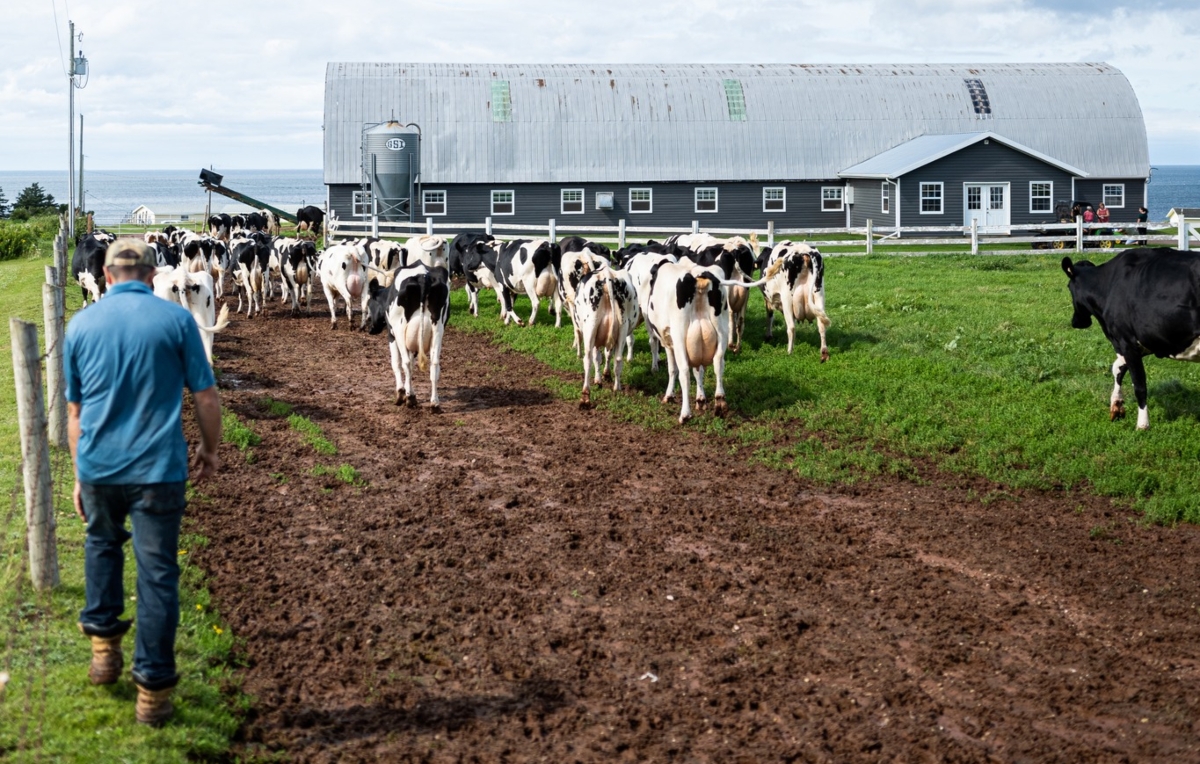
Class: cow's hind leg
692,365,707,411
429,321,445,410
399,343,417,408
322,283,338,328
1110,354,1128,420
1126,354,1150,430
388,335,404,405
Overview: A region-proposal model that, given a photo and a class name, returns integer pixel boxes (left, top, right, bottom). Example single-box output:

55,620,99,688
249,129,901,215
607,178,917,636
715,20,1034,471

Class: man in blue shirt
65,239,222,726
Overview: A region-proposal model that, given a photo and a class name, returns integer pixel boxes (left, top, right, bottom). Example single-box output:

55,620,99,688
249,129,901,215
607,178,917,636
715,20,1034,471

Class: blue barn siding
1073,179,1146,222
847,180,896,228
898,141,1075,229
330,181,848,231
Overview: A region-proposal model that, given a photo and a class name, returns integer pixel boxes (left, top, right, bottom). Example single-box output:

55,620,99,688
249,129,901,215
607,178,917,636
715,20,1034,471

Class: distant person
1134,205,1149,246
1096,202,1111,225
1083,205,1095,224
66,240,222,726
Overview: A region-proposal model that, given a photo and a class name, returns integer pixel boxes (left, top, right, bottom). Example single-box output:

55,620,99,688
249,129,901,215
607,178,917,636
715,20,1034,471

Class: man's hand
74,480,85,522
191,446,220,481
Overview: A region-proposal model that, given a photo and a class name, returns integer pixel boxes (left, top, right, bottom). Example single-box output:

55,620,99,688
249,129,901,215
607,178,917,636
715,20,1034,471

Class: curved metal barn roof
323,62,1149,185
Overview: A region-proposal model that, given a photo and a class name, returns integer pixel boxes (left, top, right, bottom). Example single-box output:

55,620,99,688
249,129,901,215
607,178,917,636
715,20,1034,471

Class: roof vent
491,80,512,122
722,79,747,122
964,78,992,118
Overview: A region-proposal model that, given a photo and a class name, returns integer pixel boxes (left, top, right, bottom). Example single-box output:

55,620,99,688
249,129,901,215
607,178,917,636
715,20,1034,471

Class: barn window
1103,184,1125,208
920,182,944,214
695,188,718,213
561,189,584,214
352,190,372,217
763,187,785,212
821,187,843,212
1029,182,1053,213
629,188,652,213
964,78,992,117
881,182,891,214
423,190,446,216
491,190,514,215
491,80,512,122
722,79,747,122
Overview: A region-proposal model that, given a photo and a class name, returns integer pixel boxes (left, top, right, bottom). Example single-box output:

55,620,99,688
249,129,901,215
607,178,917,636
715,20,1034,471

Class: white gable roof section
324,63,1149,186
838,132,1090,179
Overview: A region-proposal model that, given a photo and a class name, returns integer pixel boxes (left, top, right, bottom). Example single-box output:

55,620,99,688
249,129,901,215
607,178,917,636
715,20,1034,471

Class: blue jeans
78,481,186,691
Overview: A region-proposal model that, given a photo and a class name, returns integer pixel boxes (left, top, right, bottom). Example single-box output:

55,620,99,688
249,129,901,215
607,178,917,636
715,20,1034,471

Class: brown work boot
78,623,127,685
135,685,175,726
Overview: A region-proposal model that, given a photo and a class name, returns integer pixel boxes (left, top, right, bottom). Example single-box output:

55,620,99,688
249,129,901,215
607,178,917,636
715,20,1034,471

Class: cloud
2,0,1196,169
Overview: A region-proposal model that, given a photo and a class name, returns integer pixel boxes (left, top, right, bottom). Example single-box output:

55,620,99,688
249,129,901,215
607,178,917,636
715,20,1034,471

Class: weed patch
287,414,337,455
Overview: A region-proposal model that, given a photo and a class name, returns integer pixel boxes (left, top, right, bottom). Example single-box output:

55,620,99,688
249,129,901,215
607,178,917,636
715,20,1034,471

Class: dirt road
192,303,1200,763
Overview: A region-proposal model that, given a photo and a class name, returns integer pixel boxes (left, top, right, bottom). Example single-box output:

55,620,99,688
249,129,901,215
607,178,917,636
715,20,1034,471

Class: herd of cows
66,209,1200,430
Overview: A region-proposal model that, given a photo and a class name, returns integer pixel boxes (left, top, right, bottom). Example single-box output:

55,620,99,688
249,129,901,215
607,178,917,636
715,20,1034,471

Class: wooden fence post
43,268,67,449
10,319,60,591
618,219,626,249
865,219,873,255
767,220,774,249
970,219,979,255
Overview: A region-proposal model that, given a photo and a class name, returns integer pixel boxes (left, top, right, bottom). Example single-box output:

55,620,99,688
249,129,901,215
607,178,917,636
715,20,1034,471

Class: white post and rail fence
325,213,1188,256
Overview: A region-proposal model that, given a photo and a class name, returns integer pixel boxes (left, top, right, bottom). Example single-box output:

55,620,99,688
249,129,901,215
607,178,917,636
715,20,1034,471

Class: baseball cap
104,239,157,268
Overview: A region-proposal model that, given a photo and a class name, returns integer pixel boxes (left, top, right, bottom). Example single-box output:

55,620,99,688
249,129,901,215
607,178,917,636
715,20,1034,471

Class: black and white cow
152,266,230,365
555,245,610,353
449,232,494,278
297,205,325,237
1063,249,1200,430
245,212,268,232
230,235,270,317
459,238,504,317
760,241,831,361
493,238,560,325
365,262,451,409
317,242,368,328
208,214,231,241
643,260,764,423
276,238,318,313
574,267,639,408
624,250,678,370
71,233,115,305
559,236,612,263
674,236,758,353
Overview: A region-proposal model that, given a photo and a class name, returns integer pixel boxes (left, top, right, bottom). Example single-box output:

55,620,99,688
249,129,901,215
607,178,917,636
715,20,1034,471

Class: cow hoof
394,392,404,406
405,395,418,408
662,395,675,404
579,398,593,411
695,399,706,412
713,397,728,417
1110,401,1126,421
820,349,830,363
429,404,442,414
679,414,692,425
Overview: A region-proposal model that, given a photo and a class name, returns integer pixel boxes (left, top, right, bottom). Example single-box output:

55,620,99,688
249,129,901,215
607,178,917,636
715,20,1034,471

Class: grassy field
450,251,1200,524
0,240,242,761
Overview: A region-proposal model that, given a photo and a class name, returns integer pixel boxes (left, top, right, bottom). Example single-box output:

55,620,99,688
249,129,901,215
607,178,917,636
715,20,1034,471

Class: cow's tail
198,304,231,334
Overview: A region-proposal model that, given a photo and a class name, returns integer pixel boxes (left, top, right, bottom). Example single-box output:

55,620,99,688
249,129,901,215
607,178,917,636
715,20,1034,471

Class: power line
48,0,68,76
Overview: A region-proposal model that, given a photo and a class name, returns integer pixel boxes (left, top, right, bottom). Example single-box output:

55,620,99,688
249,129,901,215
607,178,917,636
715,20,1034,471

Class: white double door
963,183,1010,230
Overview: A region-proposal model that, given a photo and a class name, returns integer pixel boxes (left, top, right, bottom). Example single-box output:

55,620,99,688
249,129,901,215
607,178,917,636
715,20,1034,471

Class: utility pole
78,115,84,214
67,22,88,242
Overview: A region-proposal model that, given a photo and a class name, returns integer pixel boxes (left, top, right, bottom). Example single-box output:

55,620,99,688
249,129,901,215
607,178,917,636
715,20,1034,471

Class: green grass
309,463,364,486
451,252,1200,524
0,250,243,761
221,410,261,451
287,413,337,455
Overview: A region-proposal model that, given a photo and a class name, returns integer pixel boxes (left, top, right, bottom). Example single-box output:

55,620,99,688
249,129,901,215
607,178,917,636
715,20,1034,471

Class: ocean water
0,166,1196,225
0,169,324,225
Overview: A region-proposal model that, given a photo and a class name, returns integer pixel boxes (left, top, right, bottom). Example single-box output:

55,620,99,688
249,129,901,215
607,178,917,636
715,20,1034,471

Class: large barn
322,62,1150,230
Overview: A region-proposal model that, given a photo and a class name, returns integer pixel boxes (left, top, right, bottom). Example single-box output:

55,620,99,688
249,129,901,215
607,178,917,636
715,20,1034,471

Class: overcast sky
3,0,1197,171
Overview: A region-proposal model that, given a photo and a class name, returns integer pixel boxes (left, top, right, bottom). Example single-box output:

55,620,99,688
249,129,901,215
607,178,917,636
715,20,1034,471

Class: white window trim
491,190,515,216
762,186,786,213
821,186,844,213
1028,181,1053,214
881,182,890,214
919,182,944,215
629,188,653,214
1103,183,1126,208
422,190,447,217
695,187,719,214
560,188,585,215
352,190,373,218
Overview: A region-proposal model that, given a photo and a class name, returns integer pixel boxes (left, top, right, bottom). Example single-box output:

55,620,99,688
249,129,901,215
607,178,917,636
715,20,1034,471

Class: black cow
559,236,612,262
231,215,246,230
71,233,114,305
297,205,325,236
448,232,494,277
365,263,451,408
1063,248,1200,430
245,212,268,232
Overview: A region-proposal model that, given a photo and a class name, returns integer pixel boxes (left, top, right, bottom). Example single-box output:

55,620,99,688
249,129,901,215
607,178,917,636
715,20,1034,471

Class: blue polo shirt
65,281,216,485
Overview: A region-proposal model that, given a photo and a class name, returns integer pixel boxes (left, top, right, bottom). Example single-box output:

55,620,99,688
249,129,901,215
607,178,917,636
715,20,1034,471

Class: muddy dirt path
192,301,1200,763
